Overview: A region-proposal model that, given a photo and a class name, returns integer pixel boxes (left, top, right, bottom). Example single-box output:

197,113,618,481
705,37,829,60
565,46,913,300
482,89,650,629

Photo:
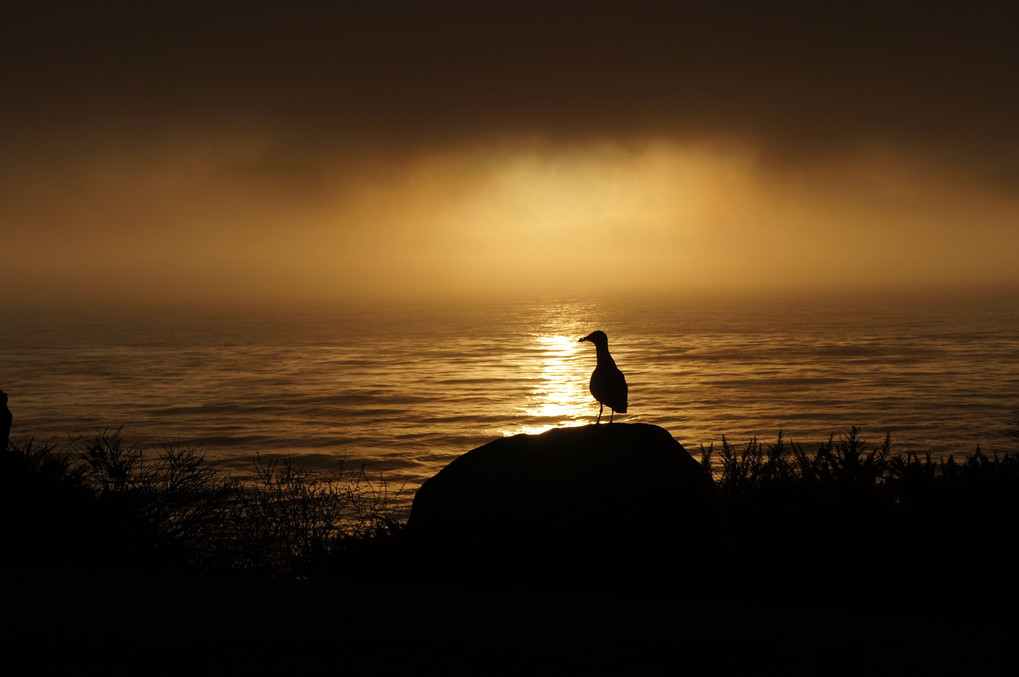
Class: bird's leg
609,409,614,423
596,402,603,424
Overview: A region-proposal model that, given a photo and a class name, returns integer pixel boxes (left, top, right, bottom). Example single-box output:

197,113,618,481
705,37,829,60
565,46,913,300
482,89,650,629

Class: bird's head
579,330,608,346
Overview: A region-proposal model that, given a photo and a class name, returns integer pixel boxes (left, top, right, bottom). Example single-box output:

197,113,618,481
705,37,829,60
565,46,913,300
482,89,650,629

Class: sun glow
436,143,745,271
9,133,1019,309
298,140,766,303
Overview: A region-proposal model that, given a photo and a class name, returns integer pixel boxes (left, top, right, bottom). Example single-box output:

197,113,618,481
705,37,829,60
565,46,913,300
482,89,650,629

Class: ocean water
3,293,1019,512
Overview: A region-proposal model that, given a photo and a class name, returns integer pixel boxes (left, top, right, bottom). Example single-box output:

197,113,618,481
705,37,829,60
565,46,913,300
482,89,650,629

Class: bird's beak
578,336,587,343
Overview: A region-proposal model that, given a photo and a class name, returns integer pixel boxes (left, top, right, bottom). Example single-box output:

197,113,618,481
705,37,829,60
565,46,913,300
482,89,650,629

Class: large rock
407,424,716,564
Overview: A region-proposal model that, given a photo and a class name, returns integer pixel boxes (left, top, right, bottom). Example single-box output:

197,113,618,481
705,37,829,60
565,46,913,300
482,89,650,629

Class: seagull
579,330,628,424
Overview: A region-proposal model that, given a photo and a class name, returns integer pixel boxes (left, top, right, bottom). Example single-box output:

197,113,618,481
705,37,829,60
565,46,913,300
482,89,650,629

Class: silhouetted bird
579,331,628,424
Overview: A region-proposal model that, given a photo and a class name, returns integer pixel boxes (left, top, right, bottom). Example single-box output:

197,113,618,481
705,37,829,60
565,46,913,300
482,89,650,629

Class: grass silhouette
2,428,401,576
700,427,1019,619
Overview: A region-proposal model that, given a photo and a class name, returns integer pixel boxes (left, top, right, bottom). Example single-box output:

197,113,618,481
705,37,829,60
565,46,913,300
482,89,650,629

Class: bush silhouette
2,428,401,576
700,427,1019,617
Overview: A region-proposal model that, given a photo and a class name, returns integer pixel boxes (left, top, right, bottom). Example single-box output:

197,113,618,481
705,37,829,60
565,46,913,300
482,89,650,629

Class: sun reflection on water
505,333,594,436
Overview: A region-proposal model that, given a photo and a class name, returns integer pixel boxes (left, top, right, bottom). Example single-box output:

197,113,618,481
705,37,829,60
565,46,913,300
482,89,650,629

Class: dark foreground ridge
3,405,1018,669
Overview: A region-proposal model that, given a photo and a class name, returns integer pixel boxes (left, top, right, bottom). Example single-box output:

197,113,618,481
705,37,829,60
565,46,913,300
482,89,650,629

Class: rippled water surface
3,294,1019,510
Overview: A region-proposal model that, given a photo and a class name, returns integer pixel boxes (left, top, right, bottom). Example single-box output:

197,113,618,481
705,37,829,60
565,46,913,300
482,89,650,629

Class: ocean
3,293,1018,514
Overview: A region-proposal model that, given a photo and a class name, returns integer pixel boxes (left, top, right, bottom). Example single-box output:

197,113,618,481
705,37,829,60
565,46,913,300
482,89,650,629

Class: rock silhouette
407,423,718,588
579,330,628,423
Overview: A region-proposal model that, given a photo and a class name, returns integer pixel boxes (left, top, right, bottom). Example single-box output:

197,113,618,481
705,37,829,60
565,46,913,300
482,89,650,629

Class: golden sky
4,1,1019,307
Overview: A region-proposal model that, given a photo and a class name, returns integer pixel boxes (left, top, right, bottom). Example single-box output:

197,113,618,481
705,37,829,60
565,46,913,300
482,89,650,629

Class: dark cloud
4,1,1019,178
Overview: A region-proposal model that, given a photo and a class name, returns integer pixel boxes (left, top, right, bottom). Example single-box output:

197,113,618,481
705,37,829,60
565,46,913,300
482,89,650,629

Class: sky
4,1,1019,308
